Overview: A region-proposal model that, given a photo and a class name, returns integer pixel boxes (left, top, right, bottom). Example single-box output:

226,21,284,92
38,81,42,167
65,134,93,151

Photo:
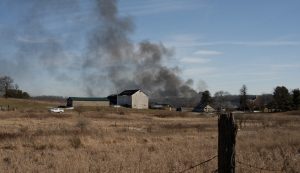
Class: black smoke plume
84,0,198,100
0,0,204,104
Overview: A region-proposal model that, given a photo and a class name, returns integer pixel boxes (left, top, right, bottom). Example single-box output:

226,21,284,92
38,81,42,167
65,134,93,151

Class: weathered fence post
218,113,237,173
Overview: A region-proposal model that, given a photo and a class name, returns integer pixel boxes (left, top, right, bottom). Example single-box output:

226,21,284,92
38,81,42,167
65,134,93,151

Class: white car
49,108,64,113
65,107,74,110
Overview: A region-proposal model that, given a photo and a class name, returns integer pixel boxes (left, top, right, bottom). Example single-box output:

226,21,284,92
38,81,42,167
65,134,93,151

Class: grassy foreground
0,99,299,172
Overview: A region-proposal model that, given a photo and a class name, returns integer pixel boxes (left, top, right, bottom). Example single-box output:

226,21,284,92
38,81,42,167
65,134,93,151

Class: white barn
117,89,149,109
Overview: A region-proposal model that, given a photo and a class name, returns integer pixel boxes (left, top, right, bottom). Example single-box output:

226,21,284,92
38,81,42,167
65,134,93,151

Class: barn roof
119,89,140,96
67,97,109,101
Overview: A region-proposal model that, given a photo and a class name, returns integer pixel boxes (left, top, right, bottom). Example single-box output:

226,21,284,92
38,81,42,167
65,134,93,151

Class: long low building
67,97,110,107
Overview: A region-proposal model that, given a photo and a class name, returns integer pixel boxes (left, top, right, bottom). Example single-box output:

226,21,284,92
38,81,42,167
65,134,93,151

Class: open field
0,99,299,173
0,98,64,111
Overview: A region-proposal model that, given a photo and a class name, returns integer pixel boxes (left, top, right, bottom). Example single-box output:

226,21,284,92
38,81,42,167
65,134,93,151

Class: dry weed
0,109,298,172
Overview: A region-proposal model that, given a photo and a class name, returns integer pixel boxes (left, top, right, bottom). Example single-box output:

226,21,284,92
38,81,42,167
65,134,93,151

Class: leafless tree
214,91,231,112
0,76,14,98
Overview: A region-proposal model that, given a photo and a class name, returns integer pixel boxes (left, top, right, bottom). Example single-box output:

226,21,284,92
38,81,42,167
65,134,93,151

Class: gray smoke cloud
0,0,81,95
16,0,80,73
0,0,204,99
84,0,198,98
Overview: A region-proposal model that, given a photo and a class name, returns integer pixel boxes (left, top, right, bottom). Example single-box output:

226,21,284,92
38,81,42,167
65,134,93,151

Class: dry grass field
0,98,299,173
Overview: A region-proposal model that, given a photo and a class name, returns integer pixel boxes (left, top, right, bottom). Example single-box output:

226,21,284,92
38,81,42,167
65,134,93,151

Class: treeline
32,96,66,102
0,75,30,99
197,85,300,112
269,86,300,112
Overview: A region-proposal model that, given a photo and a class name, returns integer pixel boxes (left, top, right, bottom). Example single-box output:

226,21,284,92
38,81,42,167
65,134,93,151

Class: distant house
193,104,215,113
67,97,109,107
109,89,149,109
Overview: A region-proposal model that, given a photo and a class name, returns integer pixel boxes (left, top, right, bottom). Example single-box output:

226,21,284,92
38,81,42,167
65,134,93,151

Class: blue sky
0,0,299,96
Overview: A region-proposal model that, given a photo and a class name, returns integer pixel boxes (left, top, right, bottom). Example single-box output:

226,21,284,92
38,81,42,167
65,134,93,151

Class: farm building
67,97,109,107
202,105,215,113
110,89,149,109
150,103,173,111
193,104,215,113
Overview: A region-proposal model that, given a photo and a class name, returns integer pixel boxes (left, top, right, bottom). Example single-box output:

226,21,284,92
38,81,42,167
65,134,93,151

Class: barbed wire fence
236,160,283,172
177,155,285,173
178,155,218,173
177,113,291,173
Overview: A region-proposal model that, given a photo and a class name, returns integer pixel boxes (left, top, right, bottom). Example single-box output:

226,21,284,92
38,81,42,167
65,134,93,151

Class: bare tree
0,76,14,98
246,99,255,112
14,84,19,90
214,90,231,112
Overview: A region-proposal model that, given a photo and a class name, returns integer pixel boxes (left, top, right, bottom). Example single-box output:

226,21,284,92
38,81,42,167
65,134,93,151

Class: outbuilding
67,97,110,107
115,89,149,109
193,104,216,113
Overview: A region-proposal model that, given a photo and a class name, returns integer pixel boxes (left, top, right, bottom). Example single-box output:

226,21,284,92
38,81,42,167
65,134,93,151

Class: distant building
176,107,193,112
0,91,4,97
203,105,215,113
67,97,109,107
150,103,173,111
107,94,118,105
193,104,215,113
109,89,148,109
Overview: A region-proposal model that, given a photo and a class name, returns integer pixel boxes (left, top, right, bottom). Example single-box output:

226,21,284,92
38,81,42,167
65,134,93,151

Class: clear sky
0,0,299,96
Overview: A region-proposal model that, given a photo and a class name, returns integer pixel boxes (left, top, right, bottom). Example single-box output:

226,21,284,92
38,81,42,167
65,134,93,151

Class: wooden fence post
218,113,237,173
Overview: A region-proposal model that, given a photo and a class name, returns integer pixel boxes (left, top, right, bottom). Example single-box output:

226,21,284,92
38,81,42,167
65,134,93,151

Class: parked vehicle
49,108,64,113
65,107,74,110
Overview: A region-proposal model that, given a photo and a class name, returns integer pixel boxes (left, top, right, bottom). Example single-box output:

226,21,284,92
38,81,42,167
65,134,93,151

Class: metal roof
67,97,109,101
119,89,140,96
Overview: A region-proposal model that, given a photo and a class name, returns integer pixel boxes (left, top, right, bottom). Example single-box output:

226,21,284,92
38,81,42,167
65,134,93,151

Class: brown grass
0,101,299,172
0,98,61,111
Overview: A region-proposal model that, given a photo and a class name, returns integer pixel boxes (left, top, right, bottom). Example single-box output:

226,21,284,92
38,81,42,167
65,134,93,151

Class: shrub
70,136,82,149
3,157,11,165
75,116,89,132
34,144,47,150
19,126,29,134
146,125,152,133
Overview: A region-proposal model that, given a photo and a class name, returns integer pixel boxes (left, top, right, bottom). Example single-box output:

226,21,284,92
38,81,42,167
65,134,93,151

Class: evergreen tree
273,86,292,111
292,88,300,110
239,84,248,111
200,90,212,106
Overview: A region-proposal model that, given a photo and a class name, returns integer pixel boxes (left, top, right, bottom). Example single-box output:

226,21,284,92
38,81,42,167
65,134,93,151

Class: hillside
0,98,63,111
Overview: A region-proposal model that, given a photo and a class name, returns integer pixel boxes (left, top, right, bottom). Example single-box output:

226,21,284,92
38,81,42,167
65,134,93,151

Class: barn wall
118,96,132,106
204,105,215,113
67,99,73,107
72,101,110,107
132,91,149,109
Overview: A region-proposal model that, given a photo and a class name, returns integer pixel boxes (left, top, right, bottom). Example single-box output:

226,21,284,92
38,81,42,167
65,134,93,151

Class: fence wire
177,155,285,173
236,160,282,172
178,155,218,173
